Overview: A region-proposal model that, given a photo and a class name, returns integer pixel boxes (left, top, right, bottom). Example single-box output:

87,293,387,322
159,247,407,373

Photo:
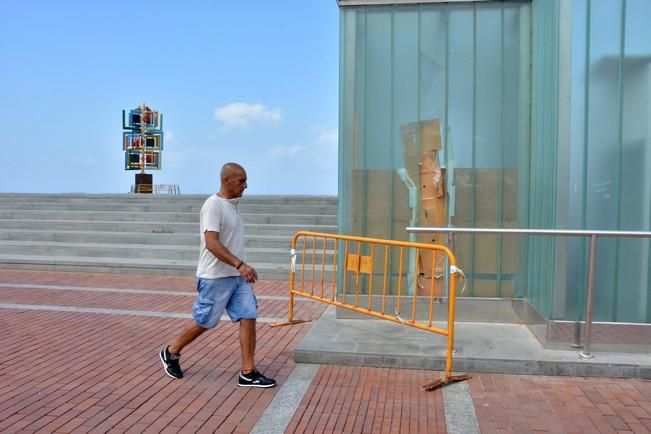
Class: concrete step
0,229,302,248
0,219,336,235
0,202,337,215
0,240,334,263
0,193,338,206
0,241,308,263
0,194,338,279
0,254,293,280
0,210,337,225
0,229,199,245
0,254,332,281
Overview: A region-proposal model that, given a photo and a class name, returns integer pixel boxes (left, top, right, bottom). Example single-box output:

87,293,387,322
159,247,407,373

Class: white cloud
314,128,338,168
317,128,338,146
214,102,282,128
256,127,337,194
164,144,212,170
266,127,338,170
270,144,305,159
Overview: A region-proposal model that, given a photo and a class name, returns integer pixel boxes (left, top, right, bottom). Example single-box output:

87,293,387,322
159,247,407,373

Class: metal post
571,321,582,348
579,234,597,359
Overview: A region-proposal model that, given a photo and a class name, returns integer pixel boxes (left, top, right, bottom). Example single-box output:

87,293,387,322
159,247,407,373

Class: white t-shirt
196,194,246,279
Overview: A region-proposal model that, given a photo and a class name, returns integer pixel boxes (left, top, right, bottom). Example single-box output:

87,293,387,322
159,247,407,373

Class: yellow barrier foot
422,374,472,392
269,319,313,327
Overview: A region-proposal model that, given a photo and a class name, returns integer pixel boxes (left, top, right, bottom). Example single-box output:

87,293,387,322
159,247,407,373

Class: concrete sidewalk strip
0,303,286,323
442,380,480,434
0,282,308,301
250,364,320,434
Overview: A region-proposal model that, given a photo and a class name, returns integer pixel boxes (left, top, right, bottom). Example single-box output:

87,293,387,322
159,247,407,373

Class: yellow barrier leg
269,319,312,327
422,374,472,391
422,266,470,391
270,249,312,327
269,282,312,327
269,291,312,326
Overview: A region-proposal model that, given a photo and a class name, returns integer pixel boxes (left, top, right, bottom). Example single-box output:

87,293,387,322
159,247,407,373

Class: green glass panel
339,3,531,298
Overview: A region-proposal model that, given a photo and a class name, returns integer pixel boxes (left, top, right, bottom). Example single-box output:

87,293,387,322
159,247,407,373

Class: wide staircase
0,193,338,280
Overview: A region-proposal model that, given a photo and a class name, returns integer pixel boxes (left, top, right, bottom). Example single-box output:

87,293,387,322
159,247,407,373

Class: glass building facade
338,0,651,324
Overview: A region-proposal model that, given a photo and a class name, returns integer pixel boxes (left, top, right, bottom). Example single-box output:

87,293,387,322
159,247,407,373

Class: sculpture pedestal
135,173,153,194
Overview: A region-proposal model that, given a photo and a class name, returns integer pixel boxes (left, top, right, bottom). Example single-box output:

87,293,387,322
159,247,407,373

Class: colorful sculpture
122,104,163,192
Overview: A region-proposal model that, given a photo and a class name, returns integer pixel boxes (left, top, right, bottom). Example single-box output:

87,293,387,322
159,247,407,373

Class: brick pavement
1,269,650,433
284,366,447,434
469,374,651,434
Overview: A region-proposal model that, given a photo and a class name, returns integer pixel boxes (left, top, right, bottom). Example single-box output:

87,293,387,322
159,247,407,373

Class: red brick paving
285,366,447,434
469,374,651,434
0,309,299,433
1,269,651,433
0,269,323,320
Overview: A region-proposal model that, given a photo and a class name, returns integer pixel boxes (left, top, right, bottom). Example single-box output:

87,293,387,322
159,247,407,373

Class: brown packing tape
417,251,445,296
401,119,442,152
419,152,441,171
401,120,442,181
420,184,438,202
418,249,446,273
420,172,444,199
420,203,446,225
421,120,442,152
422,171,444,200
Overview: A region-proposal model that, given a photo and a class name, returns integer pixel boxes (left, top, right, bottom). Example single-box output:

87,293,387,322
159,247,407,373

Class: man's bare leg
161,323,206,379
239,319,256,373
170,323,207,355
236,319,275,387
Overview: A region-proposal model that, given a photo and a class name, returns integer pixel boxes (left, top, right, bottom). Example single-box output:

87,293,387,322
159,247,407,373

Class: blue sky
0,1,339,195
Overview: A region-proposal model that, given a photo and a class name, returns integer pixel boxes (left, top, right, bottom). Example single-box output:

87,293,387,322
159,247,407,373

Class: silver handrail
129,184,181,194
406,226,651,359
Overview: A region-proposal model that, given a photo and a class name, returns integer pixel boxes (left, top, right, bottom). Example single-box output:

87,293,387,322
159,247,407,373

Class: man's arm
204,231,257,283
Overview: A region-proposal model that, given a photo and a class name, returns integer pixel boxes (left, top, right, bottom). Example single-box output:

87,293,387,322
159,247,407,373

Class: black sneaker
238,369,276,388
159,346,183,379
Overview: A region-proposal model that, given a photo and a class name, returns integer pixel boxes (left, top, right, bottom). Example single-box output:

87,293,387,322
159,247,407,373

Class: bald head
219,162,248,199
220,162,245,181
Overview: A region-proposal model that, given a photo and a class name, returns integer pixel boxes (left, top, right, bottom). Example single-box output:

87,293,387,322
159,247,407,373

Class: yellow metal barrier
271,231,470,391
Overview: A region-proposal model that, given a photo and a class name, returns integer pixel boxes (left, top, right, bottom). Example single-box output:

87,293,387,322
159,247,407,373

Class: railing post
572,321,582,348
579,234,597,359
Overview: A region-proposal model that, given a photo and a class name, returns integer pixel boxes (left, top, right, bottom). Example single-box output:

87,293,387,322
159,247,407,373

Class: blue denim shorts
192,276,258,329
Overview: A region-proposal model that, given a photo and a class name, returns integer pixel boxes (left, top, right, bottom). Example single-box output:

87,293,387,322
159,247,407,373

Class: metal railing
129,184,181,194
271,231,470,390
406,226,651,358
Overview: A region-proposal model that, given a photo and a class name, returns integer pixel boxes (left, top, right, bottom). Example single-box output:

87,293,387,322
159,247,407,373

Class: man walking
159,162,276,388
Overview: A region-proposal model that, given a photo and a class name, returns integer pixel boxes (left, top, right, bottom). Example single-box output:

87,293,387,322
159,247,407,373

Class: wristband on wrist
236,261,244,270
